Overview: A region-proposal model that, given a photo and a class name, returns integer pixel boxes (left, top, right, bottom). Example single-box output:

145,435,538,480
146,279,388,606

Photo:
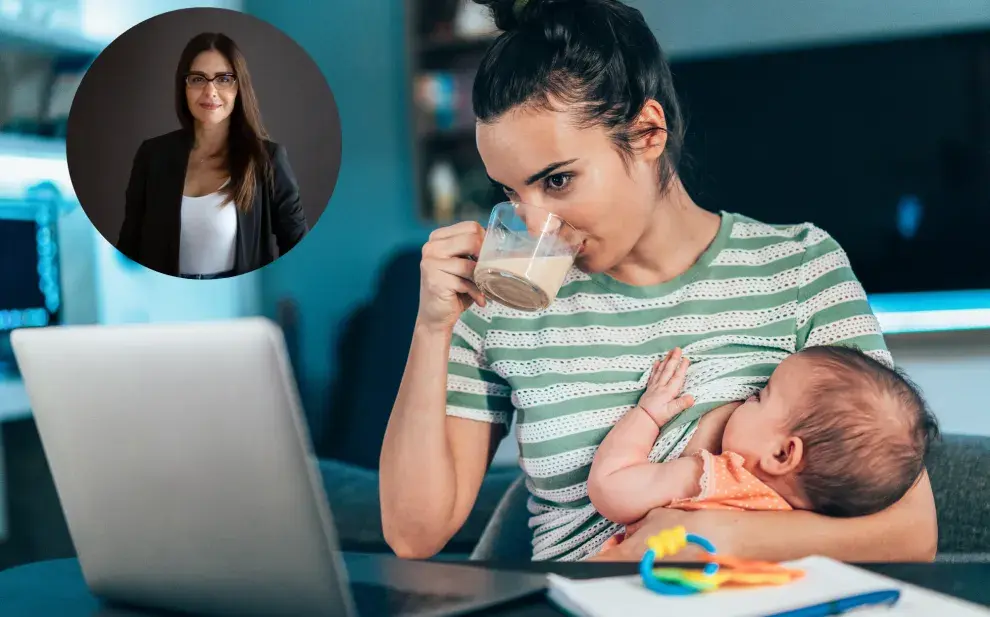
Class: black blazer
116,129,309,276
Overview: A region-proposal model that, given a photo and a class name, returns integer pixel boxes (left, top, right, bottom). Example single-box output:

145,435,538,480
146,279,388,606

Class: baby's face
721,354,810,471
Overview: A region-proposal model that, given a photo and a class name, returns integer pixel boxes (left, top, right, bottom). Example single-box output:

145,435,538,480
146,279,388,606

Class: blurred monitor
0,199,61,371
673,29,990,295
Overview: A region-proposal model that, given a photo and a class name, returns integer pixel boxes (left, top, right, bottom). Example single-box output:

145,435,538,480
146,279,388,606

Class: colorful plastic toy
637,526,805,595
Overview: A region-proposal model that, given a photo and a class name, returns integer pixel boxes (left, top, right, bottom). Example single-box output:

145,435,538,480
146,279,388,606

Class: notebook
547,556,990,617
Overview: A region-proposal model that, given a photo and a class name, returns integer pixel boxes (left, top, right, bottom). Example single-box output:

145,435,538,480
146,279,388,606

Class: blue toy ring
638,532,720,595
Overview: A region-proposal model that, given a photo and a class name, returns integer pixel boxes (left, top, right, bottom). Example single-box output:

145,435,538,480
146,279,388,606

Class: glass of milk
473,201,584,312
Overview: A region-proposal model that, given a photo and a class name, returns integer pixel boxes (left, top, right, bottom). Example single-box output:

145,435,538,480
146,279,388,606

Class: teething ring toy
638,526,719,595
636,526,804,595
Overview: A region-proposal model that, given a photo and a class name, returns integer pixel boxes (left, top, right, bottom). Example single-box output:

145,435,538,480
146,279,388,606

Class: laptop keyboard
349,581,471,616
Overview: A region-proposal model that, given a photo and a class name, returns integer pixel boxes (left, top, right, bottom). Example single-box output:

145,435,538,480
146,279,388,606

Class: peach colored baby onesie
668,450,793,512
597,450,791,554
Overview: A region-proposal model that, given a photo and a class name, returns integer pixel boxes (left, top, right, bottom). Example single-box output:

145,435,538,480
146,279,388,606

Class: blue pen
765,589,901,617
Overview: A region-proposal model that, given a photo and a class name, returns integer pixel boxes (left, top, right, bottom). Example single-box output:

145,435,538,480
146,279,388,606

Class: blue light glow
34,199,61,316
895,194,923,240
870,290,990,334
0,309,49,330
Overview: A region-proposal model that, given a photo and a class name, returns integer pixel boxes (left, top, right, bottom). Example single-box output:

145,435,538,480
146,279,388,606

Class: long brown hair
175,32,270,212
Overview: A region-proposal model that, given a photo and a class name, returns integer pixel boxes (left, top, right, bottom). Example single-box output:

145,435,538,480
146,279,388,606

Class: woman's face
476,104,664,273
185,50,238,127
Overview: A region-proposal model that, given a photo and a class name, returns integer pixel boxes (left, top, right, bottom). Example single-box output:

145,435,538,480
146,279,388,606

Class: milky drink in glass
473,202,584,312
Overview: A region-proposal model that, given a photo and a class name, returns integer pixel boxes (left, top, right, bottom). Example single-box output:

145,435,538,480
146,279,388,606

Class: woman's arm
379,322,505,559
588,351,699,524
700,470,937,562
380,222,510,559
116,140,150,259
594,470,937,562
269,144,308,254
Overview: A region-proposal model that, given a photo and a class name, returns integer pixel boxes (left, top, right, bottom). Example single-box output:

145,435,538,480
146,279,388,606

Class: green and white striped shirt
446,211,891,561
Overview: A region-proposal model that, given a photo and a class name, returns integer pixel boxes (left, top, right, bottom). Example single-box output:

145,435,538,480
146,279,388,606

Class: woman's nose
517,203,562,238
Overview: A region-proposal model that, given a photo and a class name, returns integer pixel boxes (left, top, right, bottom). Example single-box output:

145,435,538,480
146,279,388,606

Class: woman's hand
417,221,487,332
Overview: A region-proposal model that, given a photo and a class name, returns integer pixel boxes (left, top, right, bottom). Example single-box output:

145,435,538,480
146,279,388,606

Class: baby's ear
760,436,804,477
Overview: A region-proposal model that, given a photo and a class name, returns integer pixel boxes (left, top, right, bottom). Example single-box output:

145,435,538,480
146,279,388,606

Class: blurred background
0,0,988,569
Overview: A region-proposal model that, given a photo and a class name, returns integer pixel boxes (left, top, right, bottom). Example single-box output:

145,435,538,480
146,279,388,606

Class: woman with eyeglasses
116,32,308,279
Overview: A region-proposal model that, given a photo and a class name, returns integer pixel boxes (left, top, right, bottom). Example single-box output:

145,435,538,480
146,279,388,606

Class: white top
178,187,237,276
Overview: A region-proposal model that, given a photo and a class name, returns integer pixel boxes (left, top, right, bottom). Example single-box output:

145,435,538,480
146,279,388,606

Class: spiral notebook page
547,556,990,617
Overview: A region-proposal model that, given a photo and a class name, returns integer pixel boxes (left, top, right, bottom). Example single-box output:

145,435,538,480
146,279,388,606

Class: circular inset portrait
66,7,341,280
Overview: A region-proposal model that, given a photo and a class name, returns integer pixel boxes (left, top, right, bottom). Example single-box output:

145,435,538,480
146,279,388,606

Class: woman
116,32,308,279
380,0,938,562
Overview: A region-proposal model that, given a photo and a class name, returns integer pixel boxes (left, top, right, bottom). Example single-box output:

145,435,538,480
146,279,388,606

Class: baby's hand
638,348,694,426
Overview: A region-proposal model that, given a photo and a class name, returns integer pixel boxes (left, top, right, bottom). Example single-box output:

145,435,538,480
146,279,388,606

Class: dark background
64,7,342,248
672,31,990,294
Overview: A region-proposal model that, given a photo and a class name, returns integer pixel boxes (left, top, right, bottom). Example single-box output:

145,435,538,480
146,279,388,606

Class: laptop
10,318,546,617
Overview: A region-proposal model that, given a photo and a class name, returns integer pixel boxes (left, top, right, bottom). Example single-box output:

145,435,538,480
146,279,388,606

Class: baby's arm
588,349,703,525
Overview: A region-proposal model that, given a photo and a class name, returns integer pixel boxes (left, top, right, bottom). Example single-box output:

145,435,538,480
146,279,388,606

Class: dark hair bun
472,0,687,196
473,0,577,32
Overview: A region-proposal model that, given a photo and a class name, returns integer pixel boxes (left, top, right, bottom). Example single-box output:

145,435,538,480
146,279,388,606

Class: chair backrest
324,248,422,468
470,474,530,561
925,434,990,555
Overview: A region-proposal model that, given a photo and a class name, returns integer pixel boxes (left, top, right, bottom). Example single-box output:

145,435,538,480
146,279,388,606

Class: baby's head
722,345,939,517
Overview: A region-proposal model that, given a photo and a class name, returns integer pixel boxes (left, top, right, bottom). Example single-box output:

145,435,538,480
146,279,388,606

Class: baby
588,345,939,541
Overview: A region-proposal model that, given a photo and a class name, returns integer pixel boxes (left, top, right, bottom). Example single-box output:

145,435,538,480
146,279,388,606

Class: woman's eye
545,173,571,192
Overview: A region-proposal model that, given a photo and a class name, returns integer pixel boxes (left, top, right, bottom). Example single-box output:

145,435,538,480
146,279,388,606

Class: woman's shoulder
145,129,189,147
136,129,190,155
262,139,285,157
724,211,847,263
727,212,833,242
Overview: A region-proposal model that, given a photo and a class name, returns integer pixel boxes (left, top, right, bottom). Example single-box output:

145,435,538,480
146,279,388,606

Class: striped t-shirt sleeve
446,304,515,428
794,226,893,368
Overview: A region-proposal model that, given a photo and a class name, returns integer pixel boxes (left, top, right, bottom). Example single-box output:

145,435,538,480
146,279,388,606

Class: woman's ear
633,99,667,161
760,436,804,477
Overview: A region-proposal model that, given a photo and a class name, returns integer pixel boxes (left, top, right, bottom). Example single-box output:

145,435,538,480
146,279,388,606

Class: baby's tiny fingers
647,359,663,388
657,348,681,386
644,392,696,426
669,394,695,414
671,357,691,387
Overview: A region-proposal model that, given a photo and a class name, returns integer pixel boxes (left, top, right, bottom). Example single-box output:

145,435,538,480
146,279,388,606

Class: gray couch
468,433,990,562
926,434,990,561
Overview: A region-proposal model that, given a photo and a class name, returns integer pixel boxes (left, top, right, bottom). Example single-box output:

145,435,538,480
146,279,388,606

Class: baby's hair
789,345,940,517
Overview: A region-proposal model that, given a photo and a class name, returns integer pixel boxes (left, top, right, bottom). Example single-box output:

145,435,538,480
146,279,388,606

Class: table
0,556,988,616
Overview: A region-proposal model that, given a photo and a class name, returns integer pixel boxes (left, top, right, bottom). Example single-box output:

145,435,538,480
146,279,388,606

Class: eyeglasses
185,73,237,90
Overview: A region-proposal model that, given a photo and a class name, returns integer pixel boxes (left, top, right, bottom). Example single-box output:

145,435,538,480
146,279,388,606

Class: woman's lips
199,101,221,110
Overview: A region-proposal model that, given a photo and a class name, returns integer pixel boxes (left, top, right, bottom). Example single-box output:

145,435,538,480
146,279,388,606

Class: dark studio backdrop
65,7,342,248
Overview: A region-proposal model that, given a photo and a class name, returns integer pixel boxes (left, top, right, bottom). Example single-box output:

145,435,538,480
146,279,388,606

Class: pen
765,589,901,616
